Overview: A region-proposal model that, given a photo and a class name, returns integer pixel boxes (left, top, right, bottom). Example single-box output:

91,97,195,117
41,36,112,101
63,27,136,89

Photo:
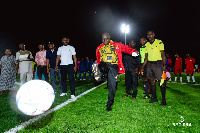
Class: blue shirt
46,48,60,69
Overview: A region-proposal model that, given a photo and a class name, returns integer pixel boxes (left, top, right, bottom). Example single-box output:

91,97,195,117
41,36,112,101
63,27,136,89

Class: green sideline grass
0,74,103,133
16,73,200,133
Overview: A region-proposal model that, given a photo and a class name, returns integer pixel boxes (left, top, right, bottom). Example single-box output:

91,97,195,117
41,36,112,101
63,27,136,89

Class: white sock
169,78,171,81
180,77,182,82
187,76,190,82
175,77,177,82
192,76,195,82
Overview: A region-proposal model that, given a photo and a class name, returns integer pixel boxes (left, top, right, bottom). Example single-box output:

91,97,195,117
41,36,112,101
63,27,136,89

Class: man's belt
148,60,162,63
38,65,47,67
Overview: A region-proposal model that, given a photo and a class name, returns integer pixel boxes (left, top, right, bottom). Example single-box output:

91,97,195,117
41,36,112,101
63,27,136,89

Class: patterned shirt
99,44,118,64
35,50,47,66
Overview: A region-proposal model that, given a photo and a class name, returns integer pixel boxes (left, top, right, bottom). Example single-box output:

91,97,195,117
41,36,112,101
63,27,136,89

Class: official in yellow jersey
139,37,150,99
141,30,167,106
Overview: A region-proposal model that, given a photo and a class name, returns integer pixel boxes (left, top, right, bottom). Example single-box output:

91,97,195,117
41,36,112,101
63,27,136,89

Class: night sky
0,0,199,67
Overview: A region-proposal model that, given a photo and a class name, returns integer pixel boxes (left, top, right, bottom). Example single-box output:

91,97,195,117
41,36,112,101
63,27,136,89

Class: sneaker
142,95,150,99
71,95,75,99
83,79,86,80
71,95,77,100
180,81,183,83
148,98,158,103
193,82,195,84
160,100,167,106
80,79,82,80
60,93,67,96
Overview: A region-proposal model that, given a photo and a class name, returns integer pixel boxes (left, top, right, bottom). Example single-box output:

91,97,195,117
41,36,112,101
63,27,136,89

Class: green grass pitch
1,73,200,132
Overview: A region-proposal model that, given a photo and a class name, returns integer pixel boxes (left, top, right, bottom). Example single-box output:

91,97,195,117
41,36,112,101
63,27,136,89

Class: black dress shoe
107,104,112,111
122,94,131,97
131,96,136,99
104,87,108,89
148,98,158,103
160,100,167,106
0,90,5,94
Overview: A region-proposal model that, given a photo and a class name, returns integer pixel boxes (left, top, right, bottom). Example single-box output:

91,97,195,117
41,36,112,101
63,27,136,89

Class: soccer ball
16,80,55,116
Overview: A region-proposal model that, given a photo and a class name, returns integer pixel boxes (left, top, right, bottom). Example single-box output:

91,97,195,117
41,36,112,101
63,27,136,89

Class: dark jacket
123,53,141,72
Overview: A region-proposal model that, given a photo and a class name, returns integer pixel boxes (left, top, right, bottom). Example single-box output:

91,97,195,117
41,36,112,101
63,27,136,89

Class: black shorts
147,61,163,80
140,63,147,79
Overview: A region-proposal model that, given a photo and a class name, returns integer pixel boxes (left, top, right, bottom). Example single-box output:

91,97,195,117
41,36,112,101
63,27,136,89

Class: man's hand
135,68,139,74
163,65,166,73
132,51,139,57
74,66,77,72
141,68,144,75
47,68,50,73
55,66,58,72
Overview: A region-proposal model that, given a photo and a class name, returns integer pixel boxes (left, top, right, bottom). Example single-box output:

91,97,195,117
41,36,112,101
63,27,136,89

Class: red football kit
174,57,182,74
185,57,195,74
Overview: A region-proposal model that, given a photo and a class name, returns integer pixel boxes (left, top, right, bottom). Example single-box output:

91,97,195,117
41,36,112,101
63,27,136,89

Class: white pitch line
5,81,107,133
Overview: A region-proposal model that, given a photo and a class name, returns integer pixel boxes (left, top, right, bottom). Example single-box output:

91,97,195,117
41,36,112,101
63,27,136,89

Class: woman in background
0,49,18,94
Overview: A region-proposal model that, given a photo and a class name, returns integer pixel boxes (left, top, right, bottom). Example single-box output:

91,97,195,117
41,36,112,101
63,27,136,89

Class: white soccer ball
16,80,55,116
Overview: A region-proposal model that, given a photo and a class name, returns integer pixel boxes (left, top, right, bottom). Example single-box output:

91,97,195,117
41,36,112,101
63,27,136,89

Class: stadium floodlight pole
121,24,129,45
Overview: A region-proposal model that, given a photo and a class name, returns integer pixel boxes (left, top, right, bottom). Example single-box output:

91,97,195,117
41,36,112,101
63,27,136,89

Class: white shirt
57,45,76,65
16,50,33,73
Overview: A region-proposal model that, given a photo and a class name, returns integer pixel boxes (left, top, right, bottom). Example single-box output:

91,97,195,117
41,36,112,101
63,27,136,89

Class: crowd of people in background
0,32,199,111
0,36,96,97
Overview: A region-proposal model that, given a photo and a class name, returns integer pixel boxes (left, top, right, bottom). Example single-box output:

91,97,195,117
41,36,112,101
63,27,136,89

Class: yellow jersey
99,44,118,64
145,39,164,61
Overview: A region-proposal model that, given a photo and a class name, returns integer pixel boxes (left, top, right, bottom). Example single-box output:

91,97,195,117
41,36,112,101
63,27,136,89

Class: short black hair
38,43,44,46
140,36,147,39
147,30,155,34
62,36,69,39
5,48,11,52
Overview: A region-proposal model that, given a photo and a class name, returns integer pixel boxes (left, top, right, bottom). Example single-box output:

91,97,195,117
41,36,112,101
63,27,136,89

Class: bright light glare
121,24,129,33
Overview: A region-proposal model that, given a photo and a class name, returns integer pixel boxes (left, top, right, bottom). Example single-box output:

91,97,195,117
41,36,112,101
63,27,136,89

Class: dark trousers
107,64,119,106
60,65,75,95
125,70,138,96
37,65,49,82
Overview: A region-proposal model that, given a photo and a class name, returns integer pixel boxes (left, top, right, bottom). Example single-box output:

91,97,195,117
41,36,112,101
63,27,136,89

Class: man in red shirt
96,32,138,111
174,53,182,83
185,54,195,83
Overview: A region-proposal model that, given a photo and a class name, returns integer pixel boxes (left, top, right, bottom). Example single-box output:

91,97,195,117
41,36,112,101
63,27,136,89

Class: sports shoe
160,100,167,106
71,95,76,99
142,95,150,99
83,79,86,80
148,98,158,103
60,93,67,96
193,82,195,84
